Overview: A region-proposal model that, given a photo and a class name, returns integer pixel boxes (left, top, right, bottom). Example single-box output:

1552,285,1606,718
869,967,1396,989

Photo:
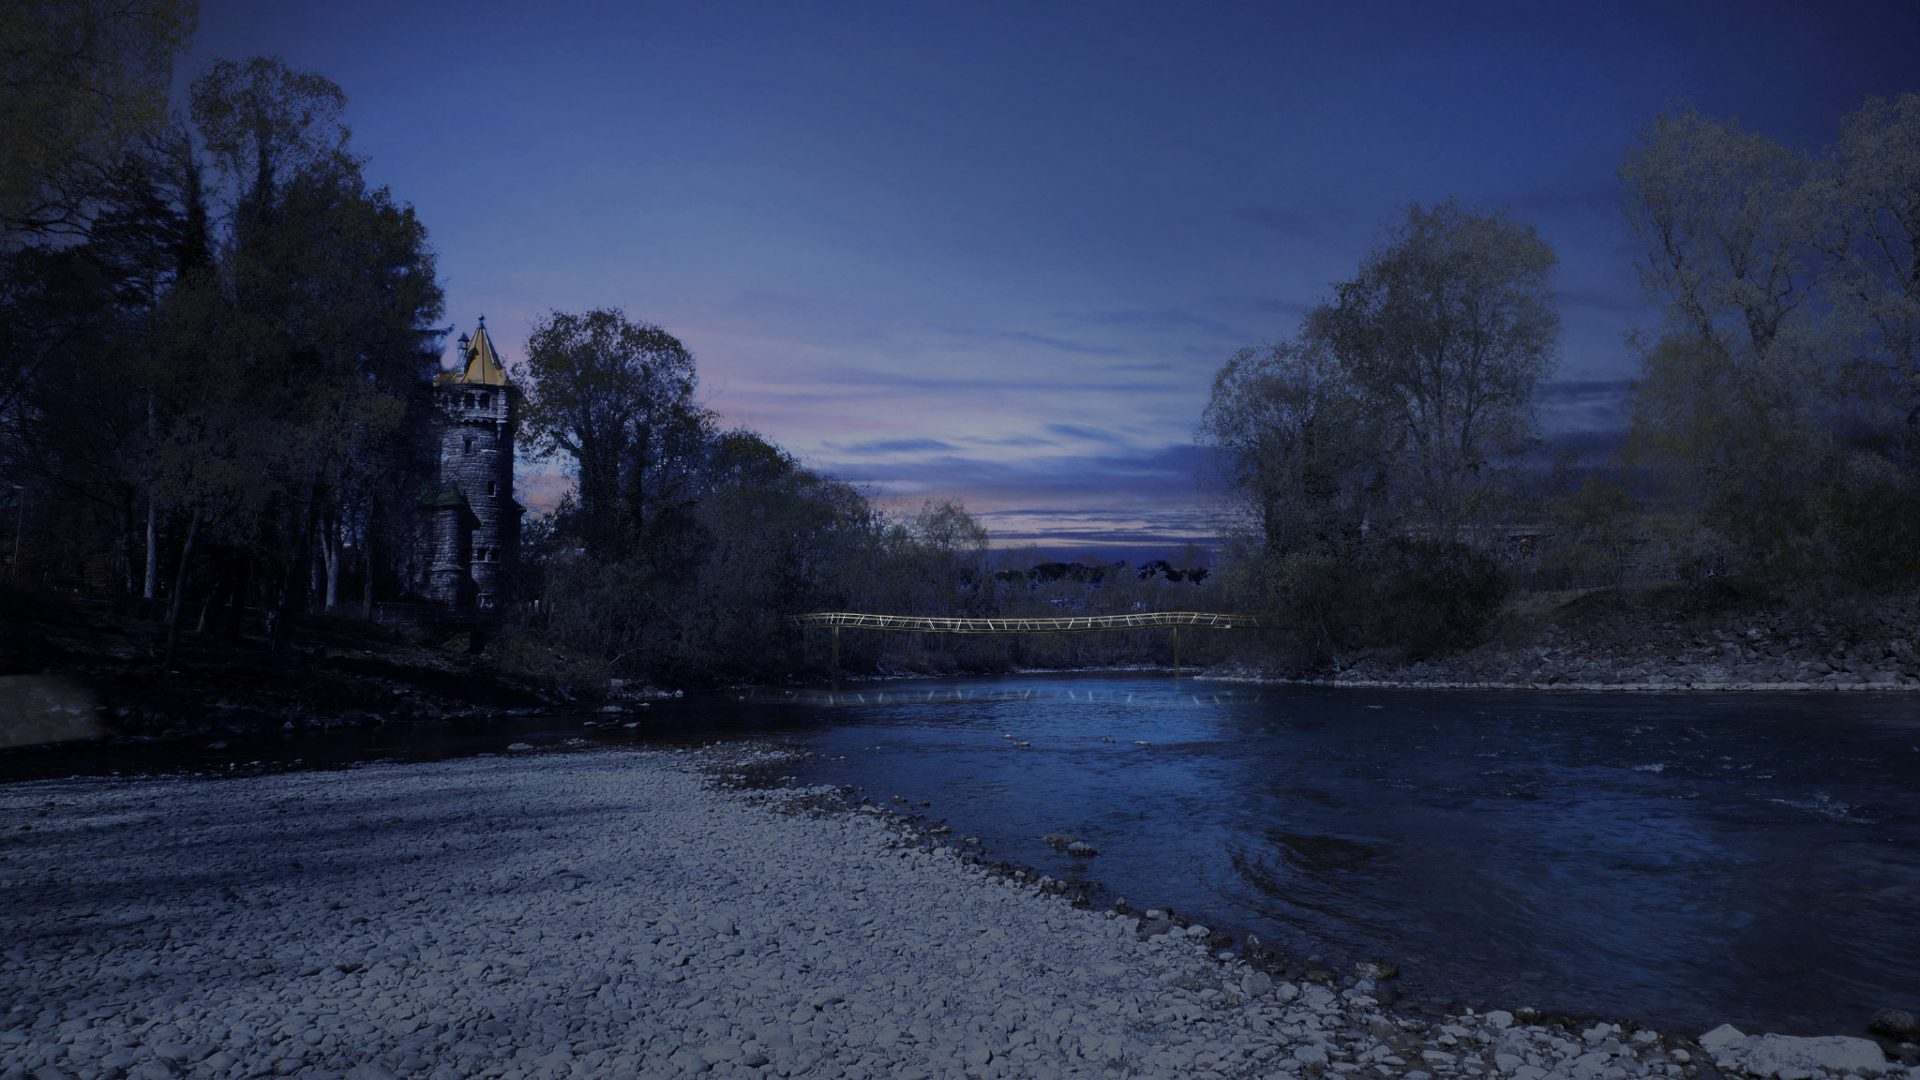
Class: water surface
653,674,1920,1036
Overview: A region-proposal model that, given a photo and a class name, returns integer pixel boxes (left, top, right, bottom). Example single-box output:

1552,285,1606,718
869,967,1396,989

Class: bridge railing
790,611,1256,634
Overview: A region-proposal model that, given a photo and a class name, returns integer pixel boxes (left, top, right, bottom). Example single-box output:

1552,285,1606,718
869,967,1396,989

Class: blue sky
182,1,1920,558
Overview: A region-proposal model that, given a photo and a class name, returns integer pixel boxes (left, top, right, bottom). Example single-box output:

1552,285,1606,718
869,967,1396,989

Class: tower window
463,393,475,409
463,436,473,455
479,393,491,409
488,481,497,497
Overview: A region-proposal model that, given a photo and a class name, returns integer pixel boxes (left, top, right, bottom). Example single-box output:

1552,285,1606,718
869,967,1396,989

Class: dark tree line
1205,94,1920,672
3,14,445,661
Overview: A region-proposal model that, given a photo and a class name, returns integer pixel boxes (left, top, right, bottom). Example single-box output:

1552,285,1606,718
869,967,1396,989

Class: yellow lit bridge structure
792,611,1258,677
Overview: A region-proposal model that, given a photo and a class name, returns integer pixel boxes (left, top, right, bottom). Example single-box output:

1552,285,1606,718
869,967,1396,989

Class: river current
667,674,1920,1036
6,672,1916,1035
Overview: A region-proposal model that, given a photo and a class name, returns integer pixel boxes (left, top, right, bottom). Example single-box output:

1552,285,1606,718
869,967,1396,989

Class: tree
1200,338,1377,557
1202,202,1555,665
518,308,701,560
0,0,195,236
188,55,348,211
1620,102,1920,583
1316,200,1560,542
1829,94,1920,463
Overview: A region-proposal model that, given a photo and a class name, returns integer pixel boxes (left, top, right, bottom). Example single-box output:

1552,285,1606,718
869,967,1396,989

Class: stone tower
425,318,520,609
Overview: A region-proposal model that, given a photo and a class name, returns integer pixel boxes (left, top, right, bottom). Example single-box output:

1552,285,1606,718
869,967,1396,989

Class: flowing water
5,672,1916,1035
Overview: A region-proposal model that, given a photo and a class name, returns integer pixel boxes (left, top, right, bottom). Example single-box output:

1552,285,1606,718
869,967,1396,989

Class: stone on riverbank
1699,1024,1890,1079
1873,1009,1920,1042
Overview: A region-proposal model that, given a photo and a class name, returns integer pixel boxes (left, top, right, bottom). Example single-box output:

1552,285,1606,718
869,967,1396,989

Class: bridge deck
792,611,1255,634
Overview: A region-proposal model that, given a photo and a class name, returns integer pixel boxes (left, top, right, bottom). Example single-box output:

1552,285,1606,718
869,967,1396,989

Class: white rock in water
1698,1024,1749,1053
1484,1010,1514,1029
1742,1034,1886,1078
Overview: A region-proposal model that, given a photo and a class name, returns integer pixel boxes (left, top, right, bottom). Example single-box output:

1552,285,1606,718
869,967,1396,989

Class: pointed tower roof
438,317,510,386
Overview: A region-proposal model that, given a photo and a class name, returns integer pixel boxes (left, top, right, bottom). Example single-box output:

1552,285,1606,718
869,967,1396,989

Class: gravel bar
0,746,1908,1080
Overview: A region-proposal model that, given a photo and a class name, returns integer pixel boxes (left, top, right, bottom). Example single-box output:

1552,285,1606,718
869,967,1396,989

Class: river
5,671,1916,1036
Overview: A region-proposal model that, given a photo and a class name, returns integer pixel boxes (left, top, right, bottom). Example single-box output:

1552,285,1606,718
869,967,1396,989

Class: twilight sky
182,1,1920,558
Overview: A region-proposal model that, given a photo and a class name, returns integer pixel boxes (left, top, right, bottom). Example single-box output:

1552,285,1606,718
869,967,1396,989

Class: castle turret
426,317,520,609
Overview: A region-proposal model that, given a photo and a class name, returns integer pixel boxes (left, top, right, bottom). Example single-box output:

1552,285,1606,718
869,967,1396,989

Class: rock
1742,1034,1886,1078
1698,1024,1748,1053
506,742,534,752
1871,1009,1920,1041
1066,841,1098,857
1485,1010,1515,1030
1292,1045,1329,1066
1241,971,1272,997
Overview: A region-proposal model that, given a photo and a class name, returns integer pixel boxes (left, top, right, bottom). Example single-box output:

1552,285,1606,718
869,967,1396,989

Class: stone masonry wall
433,383,517,609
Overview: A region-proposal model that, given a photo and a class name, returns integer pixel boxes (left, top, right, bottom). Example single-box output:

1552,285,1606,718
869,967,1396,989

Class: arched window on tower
488,481,497,498
463,392,475,409
479,393,491,409
463,436,473,455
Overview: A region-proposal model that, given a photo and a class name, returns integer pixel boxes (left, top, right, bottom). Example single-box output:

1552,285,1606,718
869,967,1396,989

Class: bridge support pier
1172,626,1181,679
831,624,840,672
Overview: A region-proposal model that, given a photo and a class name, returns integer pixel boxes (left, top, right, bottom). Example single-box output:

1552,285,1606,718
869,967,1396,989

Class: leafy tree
1829,94,1920,461
1202,202,1555,666
188,54,349,211
1621,100,1920,583
519,308,702,560
0,0,195,235
1200,338,1377,558
1316,200,1560,541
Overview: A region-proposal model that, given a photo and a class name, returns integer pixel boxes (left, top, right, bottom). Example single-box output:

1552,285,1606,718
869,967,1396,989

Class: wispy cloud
824,437,959,455
1043,423,1130,446
926,324,1127,357
1071,307,1247,340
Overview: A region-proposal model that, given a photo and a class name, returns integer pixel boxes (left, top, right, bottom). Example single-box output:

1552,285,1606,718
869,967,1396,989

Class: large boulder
1742,1034,1887,1077
1870,1009,1919,1042
1700,1025,1751,1054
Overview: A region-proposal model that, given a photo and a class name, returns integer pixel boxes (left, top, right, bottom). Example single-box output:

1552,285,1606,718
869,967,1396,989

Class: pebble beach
0,746,1909,1080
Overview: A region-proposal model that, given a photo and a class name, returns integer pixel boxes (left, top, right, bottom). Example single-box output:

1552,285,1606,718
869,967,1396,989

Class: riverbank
1227,584,1920,691
0,590,570,748
2,745,1910,1080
